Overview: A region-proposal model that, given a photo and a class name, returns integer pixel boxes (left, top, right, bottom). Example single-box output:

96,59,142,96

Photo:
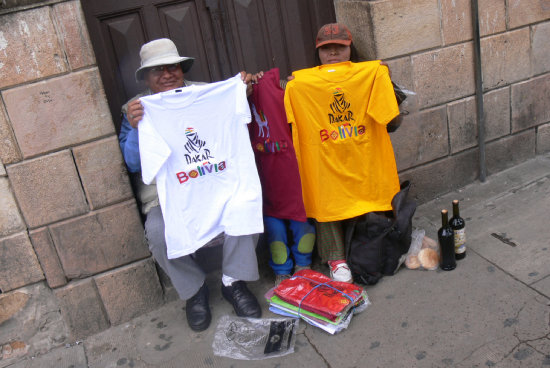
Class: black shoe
221,281,262,318
185,283,211,331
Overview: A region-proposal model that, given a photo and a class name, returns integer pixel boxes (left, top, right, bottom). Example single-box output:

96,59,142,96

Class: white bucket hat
135,38,194,81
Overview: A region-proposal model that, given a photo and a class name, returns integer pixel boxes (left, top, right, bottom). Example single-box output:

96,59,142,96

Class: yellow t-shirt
284,61,400,221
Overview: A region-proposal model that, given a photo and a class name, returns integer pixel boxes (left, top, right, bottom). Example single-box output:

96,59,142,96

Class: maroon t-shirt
248,68,307,221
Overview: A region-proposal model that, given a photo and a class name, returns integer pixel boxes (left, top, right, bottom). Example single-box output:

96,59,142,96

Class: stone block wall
0,0,549,362
336,0,550,202
0,0,164,362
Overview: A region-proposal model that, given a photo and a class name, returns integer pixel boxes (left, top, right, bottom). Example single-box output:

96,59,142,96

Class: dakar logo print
183,127,214,165
320,123,366,143
330,88,350,113
176,161,227,184
175,127,225,185
328,88,355,125
321,88,363,143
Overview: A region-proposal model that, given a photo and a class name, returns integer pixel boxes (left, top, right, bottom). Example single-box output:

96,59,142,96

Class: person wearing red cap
284,23,404,283
315,23,354,63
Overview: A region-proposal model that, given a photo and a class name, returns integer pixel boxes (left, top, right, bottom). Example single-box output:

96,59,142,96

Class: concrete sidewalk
5,154,550,368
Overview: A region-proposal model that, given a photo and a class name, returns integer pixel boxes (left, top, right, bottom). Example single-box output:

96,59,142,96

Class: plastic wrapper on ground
212,316,298,360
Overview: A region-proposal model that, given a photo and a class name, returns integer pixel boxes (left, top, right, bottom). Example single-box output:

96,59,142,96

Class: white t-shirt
138,74,263,259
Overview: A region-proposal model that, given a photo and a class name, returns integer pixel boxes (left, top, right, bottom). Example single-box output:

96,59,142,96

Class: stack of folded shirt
265,269,370,334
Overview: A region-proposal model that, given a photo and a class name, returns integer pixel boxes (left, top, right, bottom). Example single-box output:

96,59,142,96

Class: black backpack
344,181,417,285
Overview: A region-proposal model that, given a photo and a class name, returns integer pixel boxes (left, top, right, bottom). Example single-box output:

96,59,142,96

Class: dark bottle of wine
450,199,467,260
438,209,456,271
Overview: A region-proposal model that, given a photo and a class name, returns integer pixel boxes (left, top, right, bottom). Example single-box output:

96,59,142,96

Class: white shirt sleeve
138,117,171,185
233,74,252,125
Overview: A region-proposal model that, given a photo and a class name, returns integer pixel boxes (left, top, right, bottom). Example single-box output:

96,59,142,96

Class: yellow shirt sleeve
367,64,400,126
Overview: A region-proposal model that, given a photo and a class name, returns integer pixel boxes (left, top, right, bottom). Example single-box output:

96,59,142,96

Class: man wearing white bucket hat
119,38,262,332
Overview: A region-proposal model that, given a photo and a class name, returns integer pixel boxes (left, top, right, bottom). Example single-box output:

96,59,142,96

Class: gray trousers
144,206,260,300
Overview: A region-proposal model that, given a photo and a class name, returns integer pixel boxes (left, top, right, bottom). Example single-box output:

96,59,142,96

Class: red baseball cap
315,23,353,48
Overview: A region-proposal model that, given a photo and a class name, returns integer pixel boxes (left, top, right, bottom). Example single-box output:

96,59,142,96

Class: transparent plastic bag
393,82,418,115
405,228,440,270
212,316,298,360
387,83,417,133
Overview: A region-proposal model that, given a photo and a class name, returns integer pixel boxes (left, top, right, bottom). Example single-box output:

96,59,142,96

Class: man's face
144,63,185,93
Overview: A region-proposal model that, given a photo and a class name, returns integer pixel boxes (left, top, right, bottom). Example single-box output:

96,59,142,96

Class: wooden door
81,0,336,131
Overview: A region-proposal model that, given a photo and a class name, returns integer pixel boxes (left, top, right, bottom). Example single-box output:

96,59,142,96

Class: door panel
103,13,147,101
157,2,215,82
81,0,336,131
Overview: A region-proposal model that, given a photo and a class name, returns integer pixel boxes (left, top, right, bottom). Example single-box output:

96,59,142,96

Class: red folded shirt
274,269,364,321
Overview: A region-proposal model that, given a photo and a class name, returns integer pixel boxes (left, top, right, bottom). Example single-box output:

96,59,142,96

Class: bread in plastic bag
405,228,440,270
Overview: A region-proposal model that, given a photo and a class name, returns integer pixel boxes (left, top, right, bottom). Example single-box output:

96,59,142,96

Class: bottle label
454,228,466,253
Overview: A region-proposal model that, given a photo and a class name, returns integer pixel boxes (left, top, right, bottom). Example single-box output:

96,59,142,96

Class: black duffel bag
344,181,417,285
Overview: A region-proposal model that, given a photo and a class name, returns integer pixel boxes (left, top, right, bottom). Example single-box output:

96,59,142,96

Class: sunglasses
147,64,181,77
